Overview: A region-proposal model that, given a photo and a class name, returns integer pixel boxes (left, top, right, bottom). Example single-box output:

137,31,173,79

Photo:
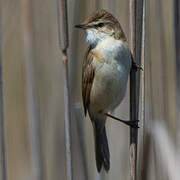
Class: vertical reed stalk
174,0,180,120
129,0,144,179
21,0,43,179
139,0,146,179
57,0,72,180
0,17,7,180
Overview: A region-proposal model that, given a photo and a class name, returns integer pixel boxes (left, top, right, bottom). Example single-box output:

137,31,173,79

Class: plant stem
129,0,144,179
58,0,72,180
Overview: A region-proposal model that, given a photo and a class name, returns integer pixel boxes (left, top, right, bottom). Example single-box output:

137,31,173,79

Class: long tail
93,122,110,172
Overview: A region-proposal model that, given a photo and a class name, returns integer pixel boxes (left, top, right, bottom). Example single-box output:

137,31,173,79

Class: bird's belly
90,62,129,112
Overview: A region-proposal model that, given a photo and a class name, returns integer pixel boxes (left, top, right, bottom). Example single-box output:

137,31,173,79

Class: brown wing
82,46,95,115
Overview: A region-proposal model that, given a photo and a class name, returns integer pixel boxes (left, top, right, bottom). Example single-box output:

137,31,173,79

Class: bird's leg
105,113,139,128
132,60,143,71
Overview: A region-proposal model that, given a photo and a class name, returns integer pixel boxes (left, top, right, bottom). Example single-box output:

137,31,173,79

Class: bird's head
75,9,126,47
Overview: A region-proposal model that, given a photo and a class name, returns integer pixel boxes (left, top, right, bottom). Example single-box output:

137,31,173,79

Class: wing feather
82,46,95,115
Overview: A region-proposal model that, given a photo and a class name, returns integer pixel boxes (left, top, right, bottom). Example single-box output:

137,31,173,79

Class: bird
75,9,139,173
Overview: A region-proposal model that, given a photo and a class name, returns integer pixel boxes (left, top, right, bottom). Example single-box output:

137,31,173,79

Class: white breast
96,37,131,65
90,37,131,112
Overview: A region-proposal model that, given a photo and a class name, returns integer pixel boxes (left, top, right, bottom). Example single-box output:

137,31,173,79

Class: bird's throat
85,29,109,47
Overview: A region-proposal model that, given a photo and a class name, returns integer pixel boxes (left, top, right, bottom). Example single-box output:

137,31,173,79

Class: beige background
0,0,179,180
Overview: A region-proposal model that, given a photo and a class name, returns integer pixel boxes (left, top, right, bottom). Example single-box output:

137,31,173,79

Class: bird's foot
105,113,139,128
122,120,139,128
132,61,143,71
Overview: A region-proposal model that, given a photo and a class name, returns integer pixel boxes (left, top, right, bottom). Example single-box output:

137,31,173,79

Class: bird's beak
74,24,87,29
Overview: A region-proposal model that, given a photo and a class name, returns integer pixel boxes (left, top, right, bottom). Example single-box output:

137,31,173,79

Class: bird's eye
98,23,104,27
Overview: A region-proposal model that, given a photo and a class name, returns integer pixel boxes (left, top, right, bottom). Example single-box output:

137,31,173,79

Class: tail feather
93,122,110,172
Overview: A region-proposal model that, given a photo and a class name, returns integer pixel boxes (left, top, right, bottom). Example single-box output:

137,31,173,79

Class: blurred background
0,0,180,180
